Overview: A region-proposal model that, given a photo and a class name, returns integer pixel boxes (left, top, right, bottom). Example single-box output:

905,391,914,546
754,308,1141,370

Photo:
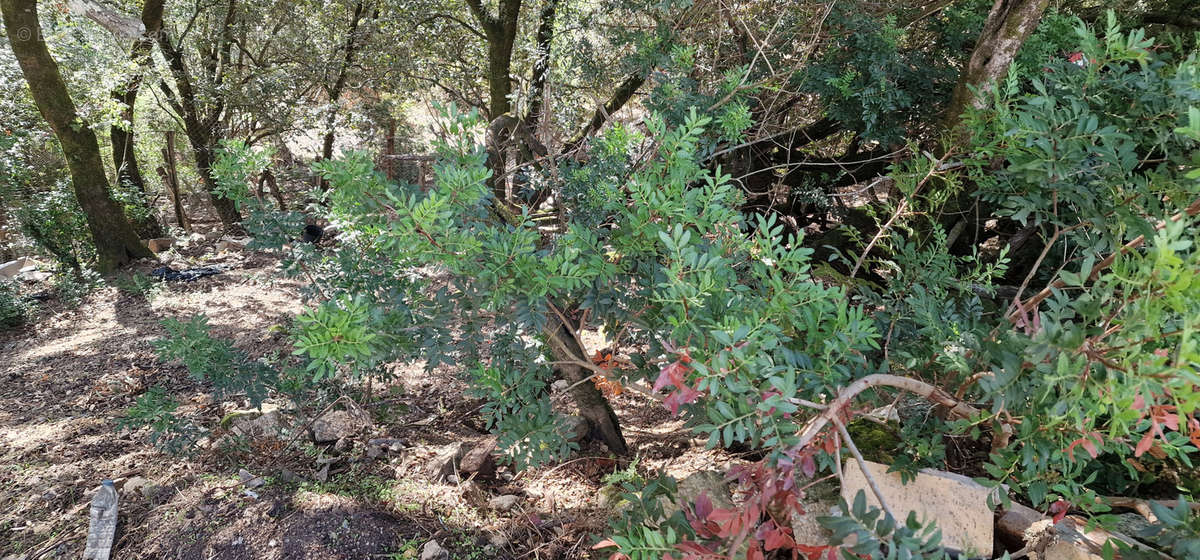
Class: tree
317,0,373,190
1,0,152,272
156,0,244,227
110,0,166,239
944,0,1051,133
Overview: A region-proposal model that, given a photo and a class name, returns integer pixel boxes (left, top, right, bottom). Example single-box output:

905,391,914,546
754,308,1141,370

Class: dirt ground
0,239,735,560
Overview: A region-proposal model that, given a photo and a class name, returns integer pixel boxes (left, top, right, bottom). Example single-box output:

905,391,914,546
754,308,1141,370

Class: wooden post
0,201,10,261
384,117,396,181
160,130,190,231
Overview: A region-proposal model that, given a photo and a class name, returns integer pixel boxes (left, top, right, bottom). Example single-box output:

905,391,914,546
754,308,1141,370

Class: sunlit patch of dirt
0,244,745,560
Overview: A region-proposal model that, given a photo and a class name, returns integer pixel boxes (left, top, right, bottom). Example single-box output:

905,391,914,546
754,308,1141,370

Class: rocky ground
0,237,738,560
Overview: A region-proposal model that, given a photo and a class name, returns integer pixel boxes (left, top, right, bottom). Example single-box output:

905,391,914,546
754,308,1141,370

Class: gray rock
229,409,282,440
368,438,406,451
488,494,521,512
121,476,152,497
420,539,449,560
310,409,370,443
145,238,175,253
16,270,51,283
790,478,840,546
426,442,467,481
216,238,245,252
0,257,31,279
676,470,733,510
238,468,264,489
551,379,569,393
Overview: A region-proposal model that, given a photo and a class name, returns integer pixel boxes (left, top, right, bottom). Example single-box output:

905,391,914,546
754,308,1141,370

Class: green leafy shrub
119,386,202,455
0,278,30,329
816,491,950,560
154,315,279,407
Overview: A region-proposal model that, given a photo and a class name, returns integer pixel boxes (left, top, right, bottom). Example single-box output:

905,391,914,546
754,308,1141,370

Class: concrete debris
841,459,997,557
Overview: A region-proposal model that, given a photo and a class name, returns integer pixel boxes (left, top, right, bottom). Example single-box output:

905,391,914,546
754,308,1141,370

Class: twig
833,416,896,520
795,374,983,452
1101,496,1200,522
1008,197,1200,322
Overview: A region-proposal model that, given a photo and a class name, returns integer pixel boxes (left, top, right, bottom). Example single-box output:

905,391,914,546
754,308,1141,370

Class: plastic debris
83,480,118,560
151,265,228,282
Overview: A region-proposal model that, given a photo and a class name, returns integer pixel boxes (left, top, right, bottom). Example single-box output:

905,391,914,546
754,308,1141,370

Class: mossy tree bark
940,0,1049,253
944,0,1050,135
465,0,522,201
1,0,153,272
110,0,166,239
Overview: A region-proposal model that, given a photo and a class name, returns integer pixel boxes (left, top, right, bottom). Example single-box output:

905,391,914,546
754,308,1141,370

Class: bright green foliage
601,473,685,560
293,297,381,382
212,140,310,252
104,6,1200,558
211,139,274,203
300,103,879,468
876,16,1200,508
979,218,1200,504
967,13,1200,255
470,364,578,470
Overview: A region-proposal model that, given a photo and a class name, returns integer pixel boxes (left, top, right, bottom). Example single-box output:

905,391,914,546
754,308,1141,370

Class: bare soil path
0,245,731,560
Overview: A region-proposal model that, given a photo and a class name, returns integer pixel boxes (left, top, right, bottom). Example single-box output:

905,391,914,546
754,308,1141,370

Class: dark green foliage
0,278,30,329
1138,498,1200,558
602,472,686,559
796,5,963,145
967,13,1200,255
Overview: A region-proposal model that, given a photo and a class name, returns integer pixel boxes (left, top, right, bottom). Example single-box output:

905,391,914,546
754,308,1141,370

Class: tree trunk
318,0,369,190
192,138,242,227
938,0,1049,254
465,0,521,200
544,310,629,455
944,0,1050,135
110,0,166,239
1,0,153,272
160,131,191,231
154,0,243,227
0,201,10,261
560,72,647,154
525,0,561,132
